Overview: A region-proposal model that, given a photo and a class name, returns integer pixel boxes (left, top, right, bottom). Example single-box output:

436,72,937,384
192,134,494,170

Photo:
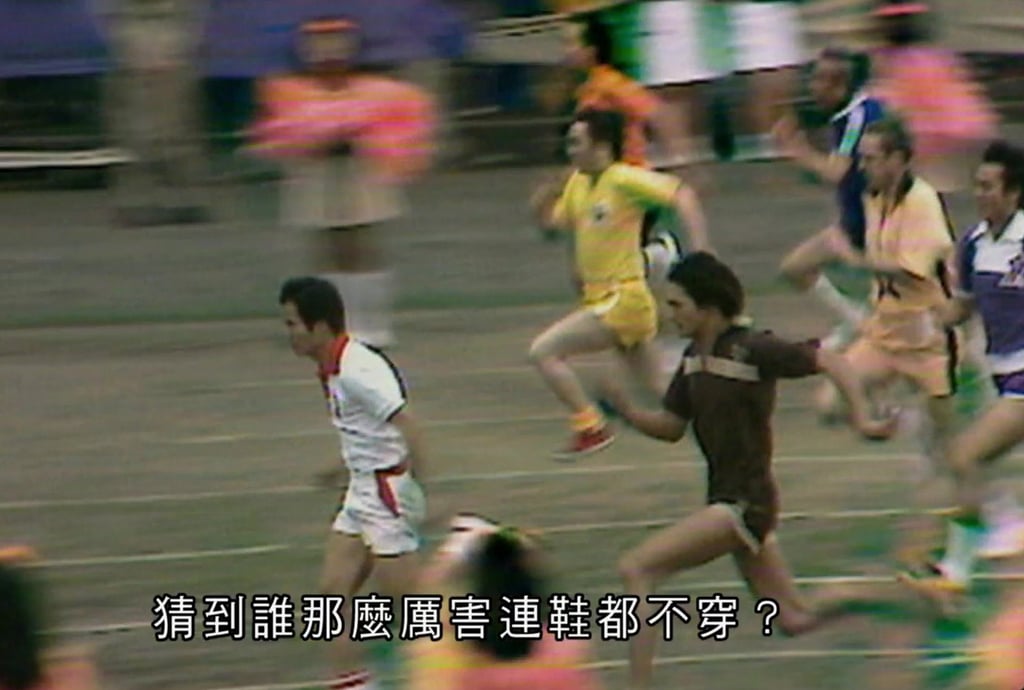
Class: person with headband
406,515,605,690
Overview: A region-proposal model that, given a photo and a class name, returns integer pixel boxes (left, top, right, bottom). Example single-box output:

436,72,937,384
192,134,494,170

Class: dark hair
668,252,745,319
290,16,360,73
817,46,871,94
470,531,546,661
578,14,614,67
982,139,1024,206
875,1,933,45
864,116,915,160
278,277,346,333
0,564,44,690
573,108,625,161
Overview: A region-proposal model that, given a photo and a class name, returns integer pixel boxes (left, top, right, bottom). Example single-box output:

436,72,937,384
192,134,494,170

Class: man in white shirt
279,276,428,690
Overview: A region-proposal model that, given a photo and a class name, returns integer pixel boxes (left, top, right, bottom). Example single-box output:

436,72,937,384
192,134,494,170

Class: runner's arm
772,114,851,185
815,348,896,440
621,404,689,442
936,295,975,328
672,183,712,253
531,172,572,233
389,407,428,484
601,382,688,442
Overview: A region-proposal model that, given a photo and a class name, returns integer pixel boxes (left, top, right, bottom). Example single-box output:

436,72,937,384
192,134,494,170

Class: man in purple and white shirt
901,140,1024,609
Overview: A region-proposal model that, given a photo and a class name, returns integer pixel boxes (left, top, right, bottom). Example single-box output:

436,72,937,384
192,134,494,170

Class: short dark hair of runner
875,1,933,46
0,563,44,690
578,13,614,66
278,276,346,333
817,45,871,93
668,251,745,320
982,139,1024,207
574,108,625,162
471,530,547,661
864,116,915,161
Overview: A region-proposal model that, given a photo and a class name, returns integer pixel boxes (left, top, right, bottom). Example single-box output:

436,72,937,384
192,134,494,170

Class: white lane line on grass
6,452,1022,510
537,506,955,535
51,571,1024,636
192,647,975,690
162,399,829,444
31,545,287,568
27,507,982,570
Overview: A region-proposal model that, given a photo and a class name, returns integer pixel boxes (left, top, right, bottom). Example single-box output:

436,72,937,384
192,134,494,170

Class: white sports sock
811,274,865,326
938,516,985,585
348,271,395,348
644,242,676,284
322,272,367,337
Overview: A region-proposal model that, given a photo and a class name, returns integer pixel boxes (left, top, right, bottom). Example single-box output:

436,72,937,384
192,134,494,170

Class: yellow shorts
582,280,658,349
844,335,958,399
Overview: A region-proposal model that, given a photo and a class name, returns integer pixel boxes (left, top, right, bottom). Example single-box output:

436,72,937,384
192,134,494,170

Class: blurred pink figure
869,2,999,192
407,515,606,690
251,73,437,184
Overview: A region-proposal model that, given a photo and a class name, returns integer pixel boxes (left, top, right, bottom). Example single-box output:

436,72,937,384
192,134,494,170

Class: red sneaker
552,426,615,461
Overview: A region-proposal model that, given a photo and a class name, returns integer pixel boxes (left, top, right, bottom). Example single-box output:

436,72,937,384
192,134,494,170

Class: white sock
644,242,676,284
811,274,865,326
938,516,985,585
322,272,366,337
351,271,395,348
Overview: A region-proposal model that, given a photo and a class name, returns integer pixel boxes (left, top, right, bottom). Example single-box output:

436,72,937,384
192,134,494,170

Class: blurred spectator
0,547,101,690
199,0,465,166
251,19,436,348
107,0,210,225
407,515,605,690
868,0,998,193
717,0,807,161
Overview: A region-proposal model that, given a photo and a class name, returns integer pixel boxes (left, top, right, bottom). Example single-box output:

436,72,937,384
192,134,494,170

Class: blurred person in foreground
0,547,100,690
251,18,436,349
406,515,604,690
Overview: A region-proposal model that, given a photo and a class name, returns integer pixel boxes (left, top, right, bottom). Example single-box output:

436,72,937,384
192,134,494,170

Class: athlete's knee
779,253,816,289
617,553,653,590
948,440,978,480
527,337,554,366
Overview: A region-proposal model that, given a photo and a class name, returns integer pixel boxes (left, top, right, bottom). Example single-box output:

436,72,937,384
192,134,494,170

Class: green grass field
2,161,1022,689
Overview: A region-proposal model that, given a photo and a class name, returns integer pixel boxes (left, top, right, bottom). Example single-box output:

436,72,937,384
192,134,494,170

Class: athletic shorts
332,463,426,557
281,153,403,230
582,279,658,348
993,370,1024,399
844,336,958,399
711,499,778,554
